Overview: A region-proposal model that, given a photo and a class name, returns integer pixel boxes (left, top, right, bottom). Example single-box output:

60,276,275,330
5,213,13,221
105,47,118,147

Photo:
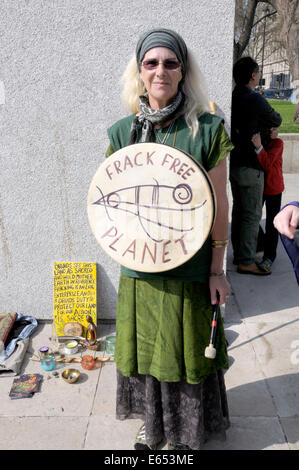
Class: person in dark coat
230,56,282,275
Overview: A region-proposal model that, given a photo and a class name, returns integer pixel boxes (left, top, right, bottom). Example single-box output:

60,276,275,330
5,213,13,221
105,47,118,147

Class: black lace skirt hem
116,368,230,450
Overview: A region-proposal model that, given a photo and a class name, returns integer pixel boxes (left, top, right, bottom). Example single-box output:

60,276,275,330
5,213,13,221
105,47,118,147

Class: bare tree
243,4,281,65
272,0,299,120
234,0,299,122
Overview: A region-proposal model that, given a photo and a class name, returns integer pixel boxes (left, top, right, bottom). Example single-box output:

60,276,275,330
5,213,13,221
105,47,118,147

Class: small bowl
64,340,79,355
61,368,80,383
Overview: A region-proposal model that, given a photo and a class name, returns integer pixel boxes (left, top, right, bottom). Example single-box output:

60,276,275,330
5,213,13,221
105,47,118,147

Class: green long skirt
115,274,228,384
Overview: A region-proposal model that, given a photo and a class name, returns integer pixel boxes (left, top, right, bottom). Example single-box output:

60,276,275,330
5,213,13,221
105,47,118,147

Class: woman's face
139,47,182,110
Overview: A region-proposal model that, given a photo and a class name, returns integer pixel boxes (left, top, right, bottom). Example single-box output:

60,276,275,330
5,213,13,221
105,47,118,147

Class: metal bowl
61,368,80,383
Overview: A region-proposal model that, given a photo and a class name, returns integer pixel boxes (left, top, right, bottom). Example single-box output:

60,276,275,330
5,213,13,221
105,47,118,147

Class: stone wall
281,134,299,173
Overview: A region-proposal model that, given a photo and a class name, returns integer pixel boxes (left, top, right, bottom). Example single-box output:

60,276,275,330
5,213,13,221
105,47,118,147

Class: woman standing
106,28,233,450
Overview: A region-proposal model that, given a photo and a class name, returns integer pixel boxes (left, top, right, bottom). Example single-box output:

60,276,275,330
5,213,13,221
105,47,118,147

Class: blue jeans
230,166,264,265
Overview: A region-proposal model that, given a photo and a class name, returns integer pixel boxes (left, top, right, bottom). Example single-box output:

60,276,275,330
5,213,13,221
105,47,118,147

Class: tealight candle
64,340,78,355
39,346,49,358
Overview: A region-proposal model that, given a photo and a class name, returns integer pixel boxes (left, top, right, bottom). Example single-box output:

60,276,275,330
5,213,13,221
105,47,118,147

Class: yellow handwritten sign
53,262,97,336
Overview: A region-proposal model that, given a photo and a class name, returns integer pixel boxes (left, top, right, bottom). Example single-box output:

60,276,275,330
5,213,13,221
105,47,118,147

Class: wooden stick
30,356,110,363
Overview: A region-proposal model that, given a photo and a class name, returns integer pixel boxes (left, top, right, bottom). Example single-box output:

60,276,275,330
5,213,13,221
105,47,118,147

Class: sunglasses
141,59,181,71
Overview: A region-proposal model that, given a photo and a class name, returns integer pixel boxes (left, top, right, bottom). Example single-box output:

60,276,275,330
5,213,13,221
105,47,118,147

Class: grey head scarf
136,28,188,80
129,28,188,144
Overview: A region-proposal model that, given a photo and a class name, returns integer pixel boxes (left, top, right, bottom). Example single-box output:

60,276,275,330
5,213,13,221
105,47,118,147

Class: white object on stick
204,344,216,359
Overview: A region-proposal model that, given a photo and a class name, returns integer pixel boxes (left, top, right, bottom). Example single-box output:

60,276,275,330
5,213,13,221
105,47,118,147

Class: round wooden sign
87,143,216,273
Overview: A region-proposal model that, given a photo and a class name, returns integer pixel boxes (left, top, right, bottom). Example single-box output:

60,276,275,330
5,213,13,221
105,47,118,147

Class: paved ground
0,174,298,451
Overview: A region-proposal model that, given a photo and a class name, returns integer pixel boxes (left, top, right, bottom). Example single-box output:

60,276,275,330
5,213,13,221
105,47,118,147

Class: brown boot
237,262,271,276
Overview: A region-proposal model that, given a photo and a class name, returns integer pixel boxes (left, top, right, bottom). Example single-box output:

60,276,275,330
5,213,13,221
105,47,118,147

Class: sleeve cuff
281,201,299,211
254,145,263,154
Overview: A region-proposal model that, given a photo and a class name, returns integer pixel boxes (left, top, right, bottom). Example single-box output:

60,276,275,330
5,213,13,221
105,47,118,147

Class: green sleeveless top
106,113,233,282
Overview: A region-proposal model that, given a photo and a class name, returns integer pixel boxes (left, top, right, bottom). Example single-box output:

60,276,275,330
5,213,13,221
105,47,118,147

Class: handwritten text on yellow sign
53,262,97,336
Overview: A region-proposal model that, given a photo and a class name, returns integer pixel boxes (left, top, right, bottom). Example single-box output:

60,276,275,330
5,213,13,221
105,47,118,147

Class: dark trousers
230,166,264,265
257,193,282,262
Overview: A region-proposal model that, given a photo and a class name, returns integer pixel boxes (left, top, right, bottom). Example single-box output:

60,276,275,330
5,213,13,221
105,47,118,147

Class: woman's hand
274,205,299,239
251,132,262,149
209,274,230,305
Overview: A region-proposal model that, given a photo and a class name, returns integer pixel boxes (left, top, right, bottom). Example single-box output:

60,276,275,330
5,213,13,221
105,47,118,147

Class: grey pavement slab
85,413,144,451
224,323,277,417
264,373,299,418
203,417,289,450
0,416,89,450
226,270,299,323
244,322,299,376
92,360,117,416
227,319,299,420
280,417,299,450
223,289,243,323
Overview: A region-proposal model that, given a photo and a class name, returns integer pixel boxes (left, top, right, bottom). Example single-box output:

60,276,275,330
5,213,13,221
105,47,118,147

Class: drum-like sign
87,143,216,273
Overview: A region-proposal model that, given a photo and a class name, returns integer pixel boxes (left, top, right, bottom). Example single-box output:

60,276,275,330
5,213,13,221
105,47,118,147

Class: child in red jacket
251,128,284,273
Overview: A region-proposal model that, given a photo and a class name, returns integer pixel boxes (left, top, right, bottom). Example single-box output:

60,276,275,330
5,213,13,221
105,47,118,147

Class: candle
39,346,49,358
64,340,78,355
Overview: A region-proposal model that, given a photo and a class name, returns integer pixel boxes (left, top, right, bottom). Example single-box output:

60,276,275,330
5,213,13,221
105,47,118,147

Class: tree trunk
288,20,299,121
234,0,259,63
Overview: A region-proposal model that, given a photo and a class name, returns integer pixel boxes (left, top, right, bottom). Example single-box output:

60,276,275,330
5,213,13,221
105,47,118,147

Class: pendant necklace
154,120,175,145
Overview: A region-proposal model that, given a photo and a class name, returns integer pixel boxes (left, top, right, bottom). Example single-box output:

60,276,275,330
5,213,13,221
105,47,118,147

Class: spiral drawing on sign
172,183,193,205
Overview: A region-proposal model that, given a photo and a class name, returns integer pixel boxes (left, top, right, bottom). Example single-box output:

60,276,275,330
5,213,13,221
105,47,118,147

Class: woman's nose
156,62,167,75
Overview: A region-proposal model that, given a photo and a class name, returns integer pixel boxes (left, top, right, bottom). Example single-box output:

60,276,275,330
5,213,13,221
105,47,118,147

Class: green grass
267,99,299,133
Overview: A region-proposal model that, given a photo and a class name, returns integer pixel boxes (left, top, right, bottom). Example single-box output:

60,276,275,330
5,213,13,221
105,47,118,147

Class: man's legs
230,166,266,270
230,172,242,263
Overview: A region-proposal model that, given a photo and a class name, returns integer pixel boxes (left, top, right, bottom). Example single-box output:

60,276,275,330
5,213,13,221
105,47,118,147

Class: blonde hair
120,49,211,138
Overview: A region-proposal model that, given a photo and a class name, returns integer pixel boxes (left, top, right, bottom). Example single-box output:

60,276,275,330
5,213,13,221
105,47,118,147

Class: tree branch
252,9,277,29
234,0,259,62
